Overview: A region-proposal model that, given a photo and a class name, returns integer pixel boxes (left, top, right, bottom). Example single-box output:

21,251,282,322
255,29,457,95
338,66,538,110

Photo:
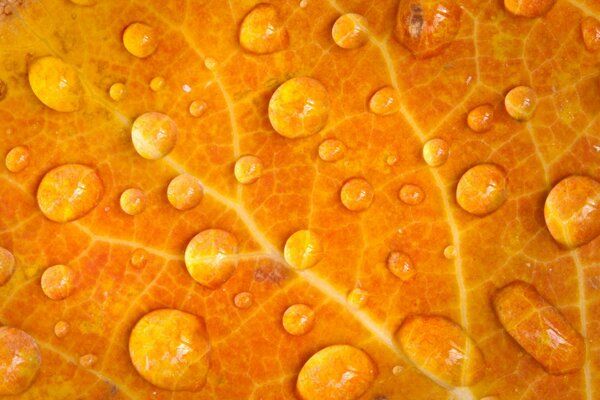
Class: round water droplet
386,154,398,166
297,345,377,400
233,292,253,309
122,22,158,58
456,164,507,216
544,175,600,248
505,86,537,121
41,264,75,300
467,104,495,133
318,139,346,162
282,304,315,336
28,56,83,112
54,321,70,338
150,76,165,92
109,82,126,101
189,100,207,117
268,77,330,139
369,86,400,116
184,229,238,289
283,230,323,270
4,145,29,173
332,13,369,49
234,155,264,184
130,248,149,269
582,17,600,52
131,112,178,160
443,245,455,259
347,288,368,308
37,164,103,223
129,309,210,391
239,3,289,54
387,251,416,281
0,79,7,102
119,188,146,216
167,174,203,211
504,0,556,17
0,327,41,395
392,365,404,376
422,138,449,167
399,184,425,205
394,0,462,58
0,247,15,286
340,178,374,212
79,353,97,368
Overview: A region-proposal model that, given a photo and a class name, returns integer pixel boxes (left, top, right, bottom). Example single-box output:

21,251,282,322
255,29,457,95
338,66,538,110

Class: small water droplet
0,79,7,101
392,365,404,376
131,112,178,160
456,164,507,216
282,304,315,336
119,188,147,216
182,84,192,93
239,4,289,54
387,251,416,281
5,145,30,173
233,292,253,309
54,320,70,338
369,86,400,116
318,139,346,162
234,155,264,184
109,82,126,101
299,0,309,8
204,58,217,70
347,287,368,308
122,22,158,58
467,104,494,133
184,229,238,288
386,154,398,166
284,230,323,270
0,327,41,395
79,353,97,368
505,86,537,121
0,247,15,286
443,245,455,259
130,248,149,269
150,76,165,91
28,56,83,112
41,264,75,300
422,138,449,167
504,0,556,17
167,174,203,211
340,178,374,212
332,13,369,49
188,100,207,117
582,17,600,52
399,184,425,205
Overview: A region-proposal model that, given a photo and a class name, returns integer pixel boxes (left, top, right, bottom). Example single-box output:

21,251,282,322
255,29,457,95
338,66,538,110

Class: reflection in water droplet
456,164,507,216
387,251,416,281
150,76,166,92
0,247,15,286
340,178,374,212
54,321,70,338
269,77,330,139
284,230,323,270
131,112,178,160
122,22,158,58
347,288,368,308
443,245,455,259
504,0,556,17
120,188,147,216
422,138,449,167
234,292,253,309
167,174,204,211
189,100,207,117
130,248,149,269
28,56,83,112
399,184,425,205
184,229,238,288
282,304,315,336
234,155,264,184
37,164,103,223
332,13,369,49
5,145,30,173
239,3,289,54
41,264,75,300
109,82,126,101
369,86,400,116
0,327,41,395
467,104,494,133
582,17,600,52
129,309,210,391
79,353,97,368
297,345,377,400
318,139,346,162
505,86,537,121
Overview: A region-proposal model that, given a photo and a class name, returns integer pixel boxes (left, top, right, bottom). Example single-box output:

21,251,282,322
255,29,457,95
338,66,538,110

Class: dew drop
340,178,374,212
347,287,368,308
505,86,537,121
41,264,75,300
398,184,425,206
0,327,41,395
282,304,315,336
387,251,416,281
167,174,203,211
233,292,253,309
119,188,147,216
79,353,97,368
129,248,149,269
283,230,323,270
109,82,126,101
299,0,308,8
234,155,264,184
54,320,70,338
386,154,398,166
188,100,207,117
467,104,495,133
456,164,507,216
443,245,455,259
369,86,400,116
268,77,330,139
150,76,165,92
582,17,600,52
129,309,210,391
392,365,404,376
5,145,30,173
204,58,217,71
504,0,556,17
184,229,238,288
239,3,289,54
28,56,83,112
0,247,15,286
332,13,369,49
122,22,158,58
318,139,346,162
131,112,178,160
422,138,449,167
37,164,103,223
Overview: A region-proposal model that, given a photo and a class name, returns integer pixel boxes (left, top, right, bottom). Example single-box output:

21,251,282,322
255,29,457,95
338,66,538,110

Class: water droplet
396,315,484,386
131,112,178,160
0,327,41,395
493,281,584,374
318,139,346,162
443,245,455,259
28,56,83,112
167,174,203,211
119,188,147,216
398,183,425,205
505,86,537,121
182,84,192,93
5,145,30,173
392,365,404,376
347,287,368,308
283,230,323,270
234,155,264,184
188,100,207,117
41,264,75,300
150,76,165,91
37,164,103,223
54,320,70,338
544,175,600,248
297,345,377,400
0,247,15,286
184,229,238,289
268,77,330,139
456,163,507,216
422,138,449,167
394,0,462,58
130,248,149,269
233,292,253,309
332,13,369,49
0,79,7,101
204,58,217,70
340,178,374,212
129,309,210,391
386,154,398,166
282,304,315,336
387,251,416,281
369,86,400,116
467,104,494,133
504,0,556,17
582,17,600,52
109,82,126,101
122,22,158,58
79,353,97,368
299,0,309,8
239,3,289,54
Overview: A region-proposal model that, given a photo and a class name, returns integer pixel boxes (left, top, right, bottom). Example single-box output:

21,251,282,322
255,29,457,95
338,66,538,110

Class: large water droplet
54,320,70,338
239,4,289,54
422,138,449,167
369,86,400,116
347,287,368,308
340,178,374,212
37,164,103,223
456,164,507,216
282,304,315,336
129,248,149,269
318,139,346,162
28,56,83,112
184,229,238,289
582,17,600,52
5,145,30,173
150,76,165,92
131,112,178,160
504,0,556,17
41,264,75,300
398,183,425,205
129,309,210,391
284,230,323,270
332,13,369,49
544,175,600,248
167,174,203,211
109,82,126,102
0,247,15,286
0,327,41,395
119,188,147,216
505,86,537,121
387,251,416,281
188,100,207,118
268,77,330,139
234,155,264,184
122,22,158,58
233,292,253,309
297,345,377,400
467,104,494,133
79,353,97,368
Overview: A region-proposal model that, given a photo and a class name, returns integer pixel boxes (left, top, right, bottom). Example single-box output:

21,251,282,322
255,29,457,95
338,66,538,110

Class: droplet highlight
456,163,507,216
369,86,400,116
318,139,346,162
184,229,238,289
0,247,15,286
54,321,70,338
332,13,369,49
131,112,178,160
119,188,147,216
399,183,425,206
422,138,449,167
239,3,289,54
283,230,323,270
123,22,158,58
282,304,315,336
109,82,126,101
5,145,30,173
504,0,556,17
387,251,416,281
467,104,495,133
167,174,204,211
41,264,75,300
233,292,253,309
340,178,374,212
28,56,83,112
234,155,264,184
505,86,537,121
0,327,41,395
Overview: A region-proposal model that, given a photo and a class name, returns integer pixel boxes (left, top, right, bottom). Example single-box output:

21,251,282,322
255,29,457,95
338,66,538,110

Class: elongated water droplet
387,251,416,281
5,145,30,173
184,229,238,288
109,82,126,101
54,320,70,338
167,174,203,211
129,248,149,269
234,292,253,309
123,22,158,58
369,86,400,116
41,264,75,300
422,138,449,167
28,56,83,112
239,3,289,54
456,164,507,216
340,178,374,212
467,104,494,133
131,112,178,160
318,139,346,162
332,13,369,49
505,86,537,121
282,304,315,336
120,188,146,216
284,230,323,270
234,155,264,184
0,247,15,286
0,327,41,395
398,183,425,205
